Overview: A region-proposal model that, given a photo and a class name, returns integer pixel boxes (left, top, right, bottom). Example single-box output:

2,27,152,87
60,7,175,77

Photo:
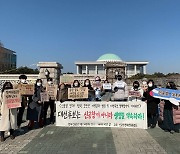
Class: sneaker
170,130,175,134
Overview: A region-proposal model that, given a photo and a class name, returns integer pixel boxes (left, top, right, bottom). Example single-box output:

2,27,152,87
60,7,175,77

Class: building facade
0,46,17,73
75,53,148,78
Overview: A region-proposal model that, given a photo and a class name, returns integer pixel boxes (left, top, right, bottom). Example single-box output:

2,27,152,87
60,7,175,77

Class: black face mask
117,78,122,81
166,86,171,89
134,85,139,89
5,87,12,90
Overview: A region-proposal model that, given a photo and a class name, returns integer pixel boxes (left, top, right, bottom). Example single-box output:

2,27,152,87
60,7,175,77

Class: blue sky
0,0,180,74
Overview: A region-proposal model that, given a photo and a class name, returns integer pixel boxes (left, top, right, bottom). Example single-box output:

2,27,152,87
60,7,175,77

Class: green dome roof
97,53,122,62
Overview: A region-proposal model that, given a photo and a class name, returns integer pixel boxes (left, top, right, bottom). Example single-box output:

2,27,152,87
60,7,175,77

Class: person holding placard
72,80,81,88
0,82,17,142
101,80,112,101
93,76,103,101
111,75,128,101
129,81,144,101
17,74,31,131
27,79,44,129
159,82,180,133
44,78,56,125
143,80,160,128
83,79,94,101
58,83,68,102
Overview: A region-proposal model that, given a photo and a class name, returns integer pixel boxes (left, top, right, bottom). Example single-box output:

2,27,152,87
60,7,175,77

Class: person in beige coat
0,82,17,142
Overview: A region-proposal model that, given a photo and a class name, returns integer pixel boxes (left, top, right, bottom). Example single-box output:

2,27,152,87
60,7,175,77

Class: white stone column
76,65,79,74
95,65,98,74
134,65,137,75
143,65,147,74
86,65,88,74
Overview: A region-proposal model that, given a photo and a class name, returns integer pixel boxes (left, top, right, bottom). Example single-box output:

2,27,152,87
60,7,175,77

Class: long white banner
56,101,147,129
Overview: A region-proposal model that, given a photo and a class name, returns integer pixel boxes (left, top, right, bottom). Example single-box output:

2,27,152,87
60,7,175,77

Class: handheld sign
150,88,180,106
92,83,102,89
40,92,49,102
129,90,141,98
17,84,34,95
46,85,58,100
103,83,112,90
68,87,88,100
4,89,21,109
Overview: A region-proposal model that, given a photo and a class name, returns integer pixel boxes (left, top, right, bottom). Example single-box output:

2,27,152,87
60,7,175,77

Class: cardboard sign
4,89,21,109
103,83,112,90
92,83,102,89
17,84,34,95
40,92,50,102
46,85,58,100
68,87,88,100
151,88,180,106
129,90,141,98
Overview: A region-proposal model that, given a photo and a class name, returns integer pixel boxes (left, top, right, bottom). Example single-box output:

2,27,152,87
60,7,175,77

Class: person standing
83,79,94,101
0,82,17,142
159,82,180,133
143,80,160,128
17,75,29,131
27,79,44,129
44,78,56,125
93,76,102,101
129,81,143,101
111,75,128,101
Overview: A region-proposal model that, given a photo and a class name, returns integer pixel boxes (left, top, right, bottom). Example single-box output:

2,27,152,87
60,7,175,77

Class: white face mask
48,81,52,85
21,79,26,84
85,82,89,86
74,83,78,87
148,83,153,87
37,83,42,87
142,81,147,85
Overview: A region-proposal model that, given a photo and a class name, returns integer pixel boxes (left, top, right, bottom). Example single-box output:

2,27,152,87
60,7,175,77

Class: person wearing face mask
143,80,160,128
101,80,112,102
17,75,30,131
129,81,143,101
83,79,94,101
111,75,128,101
73,80,80,88
159,82,180,133
0,82,16,142
58,83,68,102
93,76,103,101
27,79,44,129
44,78,55,125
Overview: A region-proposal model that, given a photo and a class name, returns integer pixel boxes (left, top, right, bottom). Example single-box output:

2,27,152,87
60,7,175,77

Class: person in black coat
143,80,160,128
83,79,94,101
27,79,44,129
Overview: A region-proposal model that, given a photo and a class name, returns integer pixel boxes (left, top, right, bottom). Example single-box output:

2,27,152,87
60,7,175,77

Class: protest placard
92,83,102,89
103,83,112,90
4,89,21,109
68,87,88,100
56,101,147,129
129,90,141,97
40,92,50,102
46,85,58,100
17,84,34,95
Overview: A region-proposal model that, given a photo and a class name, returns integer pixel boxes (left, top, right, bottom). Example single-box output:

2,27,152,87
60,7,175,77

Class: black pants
147,114,158,127
17,106,25,127
43,101,55,123
0,129,14,137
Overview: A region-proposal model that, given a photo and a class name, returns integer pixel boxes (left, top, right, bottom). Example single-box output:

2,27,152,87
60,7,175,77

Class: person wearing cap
111,74,128,101
44,78,55,125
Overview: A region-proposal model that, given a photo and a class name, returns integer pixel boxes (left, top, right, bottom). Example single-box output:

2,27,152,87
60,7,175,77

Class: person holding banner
44,78,56,125
83,79,94,101
111,75,128,101
27,79,44,129
143,80,160,128
0,82,16,142
159,82,180,133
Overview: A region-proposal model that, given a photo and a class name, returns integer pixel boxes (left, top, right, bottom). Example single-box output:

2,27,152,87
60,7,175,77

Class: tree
2,66,39,74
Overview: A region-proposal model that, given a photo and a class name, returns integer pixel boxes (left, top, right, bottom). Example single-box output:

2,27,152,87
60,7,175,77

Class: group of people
0,74,179,142
0,75,56,142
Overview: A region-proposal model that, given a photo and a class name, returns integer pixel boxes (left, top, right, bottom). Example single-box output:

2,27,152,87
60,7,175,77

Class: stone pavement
0,123,180,154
